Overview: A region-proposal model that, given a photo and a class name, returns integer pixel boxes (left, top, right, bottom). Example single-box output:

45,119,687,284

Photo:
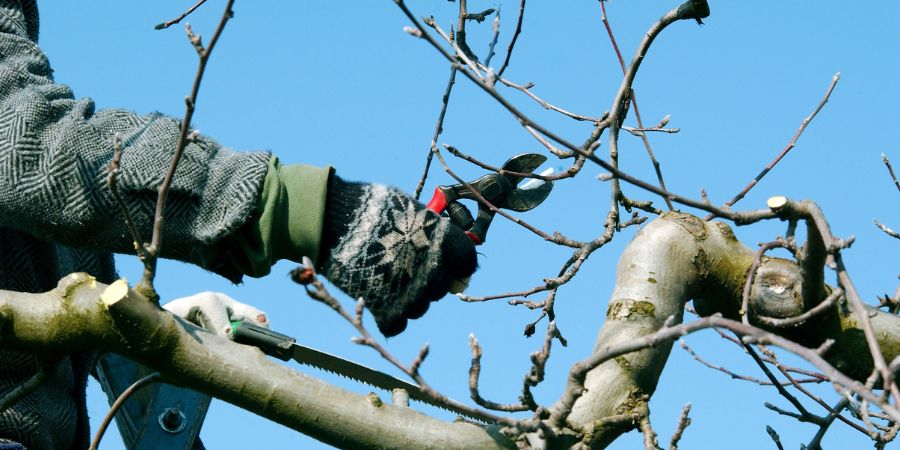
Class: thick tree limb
547,212,900,447
0,274,514,450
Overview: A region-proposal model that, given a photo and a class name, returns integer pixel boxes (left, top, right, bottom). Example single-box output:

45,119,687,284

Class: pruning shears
425,153,553,244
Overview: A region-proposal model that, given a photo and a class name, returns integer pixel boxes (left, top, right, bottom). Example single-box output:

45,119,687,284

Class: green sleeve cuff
226,157,332,277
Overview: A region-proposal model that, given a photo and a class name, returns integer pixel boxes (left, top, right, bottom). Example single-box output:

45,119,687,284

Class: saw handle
230,320,295,361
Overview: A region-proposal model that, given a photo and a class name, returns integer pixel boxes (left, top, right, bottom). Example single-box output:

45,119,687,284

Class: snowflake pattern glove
319,175,477,336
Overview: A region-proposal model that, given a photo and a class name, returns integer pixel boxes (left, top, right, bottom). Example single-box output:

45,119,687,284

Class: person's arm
0,2,476,335
0,2,304,281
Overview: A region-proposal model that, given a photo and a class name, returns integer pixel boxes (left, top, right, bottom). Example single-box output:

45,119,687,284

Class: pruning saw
230,321,487,422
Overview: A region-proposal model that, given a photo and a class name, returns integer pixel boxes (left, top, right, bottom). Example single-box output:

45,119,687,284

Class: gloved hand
163,292,270,339
318,175,478,337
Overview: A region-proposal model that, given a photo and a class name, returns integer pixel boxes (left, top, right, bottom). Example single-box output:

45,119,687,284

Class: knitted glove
163,292,270,339
319,175,477,336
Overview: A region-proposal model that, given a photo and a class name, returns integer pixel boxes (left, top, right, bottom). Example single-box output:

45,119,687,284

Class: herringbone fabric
0,2,270,448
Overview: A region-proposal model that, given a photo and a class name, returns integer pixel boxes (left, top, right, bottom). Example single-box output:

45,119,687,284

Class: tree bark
551,212,900,448
0,273,514,450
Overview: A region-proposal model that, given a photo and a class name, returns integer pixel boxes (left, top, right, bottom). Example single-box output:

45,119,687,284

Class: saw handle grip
230,320,295,361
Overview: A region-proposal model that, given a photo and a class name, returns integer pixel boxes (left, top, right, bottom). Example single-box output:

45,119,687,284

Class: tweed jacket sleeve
0,1,272,280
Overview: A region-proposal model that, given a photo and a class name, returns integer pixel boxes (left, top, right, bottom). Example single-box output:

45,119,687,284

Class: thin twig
398,1,772,224
757,287,843,328
806,398,849,449
875,220,900,240
291,260,510,425
413,67,457,200
766,425,785,450
600,0,675,211
155,0,209,30
640,415,661,450
715,73,840,214
89,372,162,450
468,334,530,412
496,0,525,77
740,238,794,325
680,339,819,386
497,78,601,122
483,8,500,68
767,197,900,407
744,343,822,425
668,403,692,450
107,134,147,263
621,125,680,135
883,153,900,193
139,0,236,300
549,314,900,428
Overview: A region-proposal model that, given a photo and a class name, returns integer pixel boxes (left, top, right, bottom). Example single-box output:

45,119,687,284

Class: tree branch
0,274,515,449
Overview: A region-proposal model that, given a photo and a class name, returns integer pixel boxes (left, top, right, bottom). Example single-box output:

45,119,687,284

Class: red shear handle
426,187,448,213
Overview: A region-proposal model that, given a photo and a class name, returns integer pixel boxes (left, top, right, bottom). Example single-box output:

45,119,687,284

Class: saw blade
287,343,490,422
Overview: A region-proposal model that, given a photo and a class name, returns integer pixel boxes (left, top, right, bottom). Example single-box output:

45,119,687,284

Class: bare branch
883,153,900,193
875,220,900,240
290,261,511,425
757,288,843,328
715,73,840,213
138,0,236,301
600,0,675,211
155,0,209,30
107,134,147,264
766,425,785,450
668,403,692,450
413,67,457,200
496,0,525,78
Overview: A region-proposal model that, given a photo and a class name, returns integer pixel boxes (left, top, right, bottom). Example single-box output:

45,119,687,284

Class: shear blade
501,153,547,186
503,181,553,212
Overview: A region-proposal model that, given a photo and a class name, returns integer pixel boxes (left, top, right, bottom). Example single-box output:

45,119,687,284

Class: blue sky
36,1,900,448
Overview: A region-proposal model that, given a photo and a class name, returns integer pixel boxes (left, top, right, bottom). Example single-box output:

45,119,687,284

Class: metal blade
502,180,553,212
501,153,547,186
287,344,490,422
